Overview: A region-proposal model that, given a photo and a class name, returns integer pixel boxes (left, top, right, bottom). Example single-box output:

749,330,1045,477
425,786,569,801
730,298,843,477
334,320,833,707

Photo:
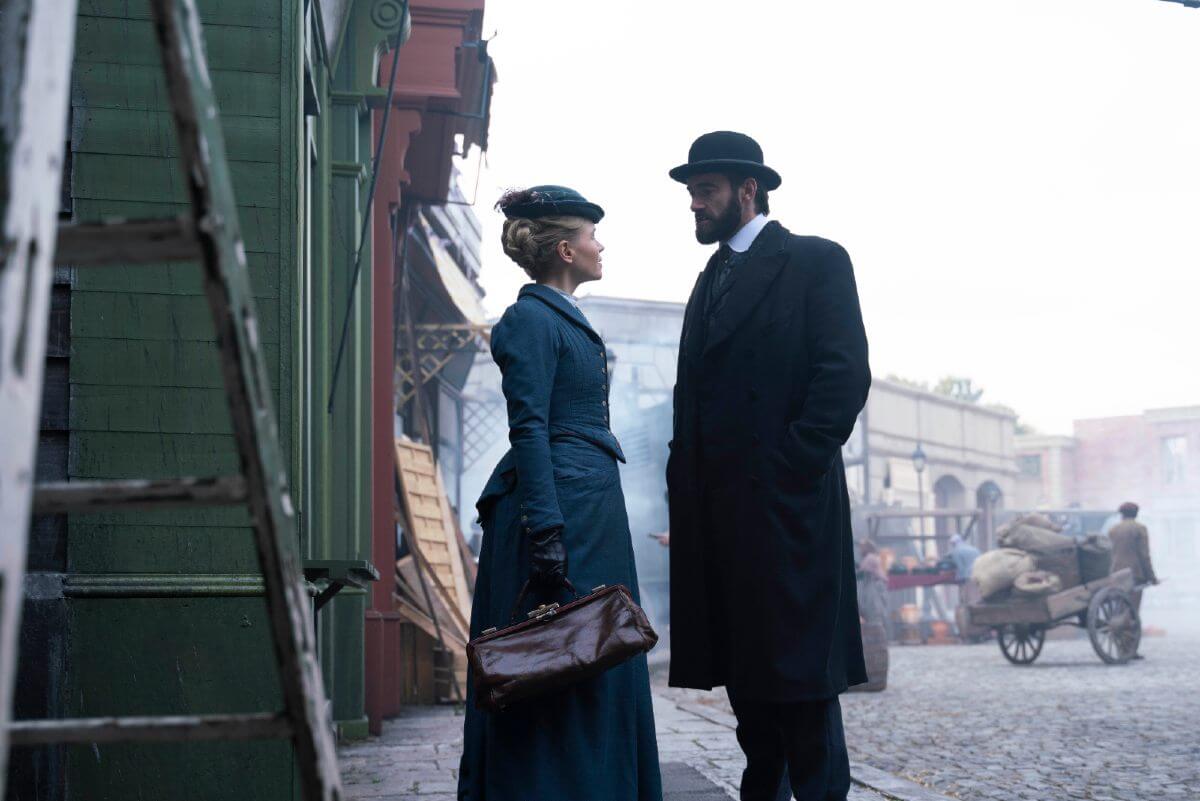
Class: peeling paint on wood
0,1,80,794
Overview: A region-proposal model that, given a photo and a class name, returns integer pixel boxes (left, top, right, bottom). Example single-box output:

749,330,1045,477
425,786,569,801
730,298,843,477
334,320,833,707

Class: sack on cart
972,548,1037,600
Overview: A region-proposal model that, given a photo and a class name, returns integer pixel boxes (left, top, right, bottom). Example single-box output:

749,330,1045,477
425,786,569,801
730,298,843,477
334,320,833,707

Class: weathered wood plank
72,251,277,296
71,292,280,343
73,200,279,253
71,340,280,390
0,1,78,791
72,108,280,163
72,62,280,118
76,16,280,73
56,217,200,265
72,153,279,208
67,524,257,573
6,712,290,746
70,431,240,478
72,385,230,433
68,505,252,529
80,0,282,28
34,476,247,514
46,286,72,357
40,362,71,430
968,599,1052,627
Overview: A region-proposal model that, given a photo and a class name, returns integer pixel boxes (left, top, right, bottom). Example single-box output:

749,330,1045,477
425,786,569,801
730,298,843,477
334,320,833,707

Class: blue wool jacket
483,283,625,538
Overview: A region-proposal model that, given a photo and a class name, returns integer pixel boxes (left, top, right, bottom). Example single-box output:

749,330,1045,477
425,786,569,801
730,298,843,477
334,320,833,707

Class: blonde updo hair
496,189,589,281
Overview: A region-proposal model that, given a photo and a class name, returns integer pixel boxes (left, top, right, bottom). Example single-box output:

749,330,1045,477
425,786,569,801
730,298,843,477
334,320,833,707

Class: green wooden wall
59,0,391,792
58,0,371,797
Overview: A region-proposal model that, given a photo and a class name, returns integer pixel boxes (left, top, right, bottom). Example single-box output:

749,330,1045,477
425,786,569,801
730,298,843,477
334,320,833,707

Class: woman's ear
556,239,573,263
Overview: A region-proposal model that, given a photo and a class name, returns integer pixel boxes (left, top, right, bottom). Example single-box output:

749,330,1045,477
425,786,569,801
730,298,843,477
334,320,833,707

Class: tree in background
933,375,984,403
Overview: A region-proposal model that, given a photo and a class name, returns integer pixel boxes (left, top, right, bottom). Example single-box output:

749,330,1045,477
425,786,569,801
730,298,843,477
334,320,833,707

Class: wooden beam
0,1,80,793
33,476,247,514
392,594,467,652
55,217,201,265
6,712,290,746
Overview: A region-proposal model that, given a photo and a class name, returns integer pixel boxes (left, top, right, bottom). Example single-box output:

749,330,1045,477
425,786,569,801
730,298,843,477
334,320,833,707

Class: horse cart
967,568,1143,665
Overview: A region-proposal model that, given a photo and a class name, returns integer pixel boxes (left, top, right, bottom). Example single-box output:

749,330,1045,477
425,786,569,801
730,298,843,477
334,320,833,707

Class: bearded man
665,131,871,801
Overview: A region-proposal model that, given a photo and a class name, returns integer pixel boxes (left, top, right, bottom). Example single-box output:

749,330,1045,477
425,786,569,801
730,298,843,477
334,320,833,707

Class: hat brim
502,200,604,224
668,159,782,191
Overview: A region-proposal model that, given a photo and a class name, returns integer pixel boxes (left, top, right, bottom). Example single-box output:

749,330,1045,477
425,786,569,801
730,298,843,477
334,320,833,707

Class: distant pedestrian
1108,502,1158,614
947,534,981,582
857,541,889,624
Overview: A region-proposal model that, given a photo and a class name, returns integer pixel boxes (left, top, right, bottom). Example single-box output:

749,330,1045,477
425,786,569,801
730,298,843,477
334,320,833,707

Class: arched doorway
933,475,966,541
976,480,1004,550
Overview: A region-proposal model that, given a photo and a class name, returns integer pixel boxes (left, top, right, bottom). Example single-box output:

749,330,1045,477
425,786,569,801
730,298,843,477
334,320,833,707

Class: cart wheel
998,624,1045,665
1087,587,1141,665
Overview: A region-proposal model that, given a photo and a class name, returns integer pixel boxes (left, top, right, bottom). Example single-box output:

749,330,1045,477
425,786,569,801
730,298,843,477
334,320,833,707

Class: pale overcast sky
457,0,1200,434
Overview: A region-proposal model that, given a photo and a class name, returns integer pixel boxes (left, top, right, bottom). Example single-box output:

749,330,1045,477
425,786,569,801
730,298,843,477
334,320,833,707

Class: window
1162,436,1187,484
1018,454,1042,478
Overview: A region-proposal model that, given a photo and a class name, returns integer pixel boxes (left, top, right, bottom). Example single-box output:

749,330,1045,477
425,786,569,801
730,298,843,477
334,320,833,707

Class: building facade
847,378,1018,550
13,1,490,797
1015,407,1200,614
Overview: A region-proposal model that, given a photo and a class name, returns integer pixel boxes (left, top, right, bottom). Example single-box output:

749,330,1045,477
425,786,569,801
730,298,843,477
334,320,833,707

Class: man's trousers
726,691,851,801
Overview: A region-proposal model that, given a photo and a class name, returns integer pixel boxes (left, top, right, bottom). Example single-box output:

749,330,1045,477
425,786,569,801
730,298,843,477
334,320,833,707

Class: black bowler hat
669,131,782,191
499,185,604,223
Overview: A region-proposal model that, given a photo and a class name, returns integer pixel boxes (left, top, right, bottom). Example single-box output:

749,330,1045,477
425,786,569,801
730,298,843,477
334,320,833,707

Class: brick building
1015,406,1200,614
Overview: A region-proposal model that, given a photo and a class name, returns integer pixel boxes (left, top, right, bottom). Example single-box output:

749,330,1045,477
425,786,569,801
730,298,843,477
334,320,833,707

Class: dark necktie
707,243,740,318
713,243,735,292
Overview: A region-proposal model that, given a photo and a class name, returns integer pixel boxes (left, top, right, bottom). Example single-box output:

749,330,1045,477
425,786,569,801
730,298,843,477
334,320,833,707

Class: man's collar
724,213,769,253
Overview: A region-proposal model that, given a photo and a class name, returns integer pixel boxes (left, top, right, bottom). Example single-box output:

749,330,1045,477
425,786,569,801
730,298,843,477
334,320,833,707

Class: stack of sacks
1013,570,1063,598
1079,534,1114,582
971,548,1037,600
998,514,1082,591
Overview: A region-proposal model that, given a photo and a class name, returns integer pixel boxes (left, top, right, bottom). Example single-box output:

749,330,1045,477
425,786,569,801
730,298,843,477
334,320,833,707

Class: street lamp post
912,443,927,556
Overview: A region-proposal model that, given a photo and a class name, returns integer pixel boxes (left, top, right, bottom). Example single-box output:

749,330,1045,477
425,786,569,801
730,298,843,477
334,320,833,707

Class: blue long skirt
457,439,662,801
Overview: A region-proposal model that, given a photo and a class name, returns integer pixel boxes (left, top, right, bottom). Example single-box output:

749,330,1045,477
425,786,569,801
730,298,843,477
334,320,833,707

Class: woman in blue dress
457,186,662,801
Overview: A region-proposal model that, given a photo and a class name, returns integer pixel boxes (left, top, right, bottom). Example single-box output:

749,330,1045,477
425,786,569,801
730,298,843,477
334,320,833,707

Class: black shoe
1131,653,1145,661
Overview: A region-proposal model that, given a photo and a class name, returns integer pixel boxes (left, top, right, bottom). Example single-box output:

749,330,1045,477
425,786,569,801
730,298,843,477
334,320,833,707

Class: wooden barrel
849,621,889,692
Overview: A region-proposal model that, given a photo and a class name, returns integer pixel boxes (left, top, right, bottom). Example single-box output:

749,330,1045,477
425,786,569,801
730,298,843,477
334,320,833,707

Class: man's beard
694,197,743,245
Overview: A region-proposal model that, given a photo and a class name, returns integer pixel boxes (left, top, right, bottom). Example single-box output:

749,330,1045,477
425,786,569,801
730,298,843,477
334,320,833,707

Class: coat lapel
681,254,719,367
520,283,602,343
702,221,789,356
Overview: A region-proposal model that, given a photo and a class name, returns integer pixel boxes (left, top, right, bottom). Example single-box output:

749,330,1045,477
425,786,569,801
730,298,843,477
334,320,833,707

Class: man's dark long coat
667,220,871,701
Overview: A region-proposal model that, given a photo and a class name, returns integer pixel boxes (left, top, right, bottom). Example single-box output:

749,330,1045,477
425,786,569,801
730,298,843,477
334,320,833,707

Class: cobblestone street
339,688,904,800
338,629,1195,800
664,628,1199,800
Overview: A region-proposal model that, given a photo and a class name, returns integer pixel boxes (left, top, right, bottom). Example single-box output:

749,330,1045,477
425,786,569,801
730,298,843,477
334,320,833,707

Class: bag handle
508,578,578,625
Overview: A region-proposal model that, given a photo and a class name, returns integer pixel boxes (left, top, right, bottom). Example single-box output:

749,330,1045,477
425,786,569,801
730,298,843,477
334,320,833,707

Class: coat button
752,434,761,444
521,515,528,522
748,388,759,401
601,400,607,407
750,475,761,485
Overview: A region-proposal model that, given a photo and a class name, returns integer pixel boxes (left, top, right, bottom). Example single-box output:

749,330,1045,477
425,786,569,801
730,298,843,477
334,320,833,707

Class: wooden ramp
394,439,472,619
393,438,474,702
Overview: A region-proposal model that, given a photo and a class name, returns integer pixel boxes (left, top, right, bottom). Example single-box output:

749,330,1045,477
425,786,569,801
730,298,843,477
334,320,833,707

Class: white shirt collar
725,213,769,253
